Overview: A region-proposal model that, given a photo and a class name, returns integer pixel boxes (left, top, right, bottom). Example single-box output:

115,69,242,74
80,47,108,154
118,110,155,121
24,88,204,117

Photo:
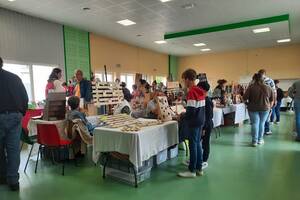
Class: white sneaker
258,140,265,145
202,162,208,169
178,171,196,178
196,170,204,176
275,121,280,125
252,142,258,147
265,131,272,135
270,122,274,125
182,160,189,166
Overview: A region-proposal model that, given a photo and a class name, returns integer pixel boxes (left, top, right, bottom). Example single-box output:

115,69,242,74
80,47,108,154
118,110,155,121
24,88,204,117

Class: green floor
1,113,300,200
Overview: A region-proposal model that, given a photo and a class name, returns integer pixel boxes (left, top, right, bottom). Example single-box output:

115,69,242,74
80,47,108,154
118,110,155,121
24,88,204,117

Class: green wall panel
169,55,178,81
63,25,91,81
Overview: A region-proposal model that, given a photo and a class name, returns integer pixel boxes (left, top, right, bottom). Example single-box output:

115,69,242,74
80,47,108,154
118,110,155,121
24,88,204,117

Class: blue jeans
188,127,203,172
264,110,272,133
0,112,23,184
249,111,269,143
271,100,282,122
294,99,300,138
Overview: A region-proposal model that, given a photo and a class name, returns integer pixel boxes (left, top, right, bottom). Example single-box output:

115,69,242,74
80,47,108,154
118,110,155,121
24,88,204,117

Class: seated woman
131,79,151,118
212,79,227,105
67,96,95,135
145,91,164,119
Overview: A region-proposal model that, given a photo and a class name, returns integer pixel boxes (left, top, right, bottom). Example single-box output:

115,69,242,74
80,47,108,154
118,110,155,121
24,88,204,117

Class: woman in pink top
45,68,65,98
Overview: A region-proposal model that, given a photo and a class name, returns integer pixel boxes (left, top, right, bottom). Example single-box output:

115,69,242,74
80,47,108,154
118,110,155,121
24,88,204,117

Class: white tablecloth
222,103,249,124
27,119,67,139
93,120,178,168
213,108,224,128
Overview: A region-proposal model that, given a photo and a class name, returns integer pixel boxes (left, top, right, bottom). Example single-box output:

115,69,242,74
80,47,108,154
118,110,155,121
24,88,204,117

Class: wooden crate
43,92,66,121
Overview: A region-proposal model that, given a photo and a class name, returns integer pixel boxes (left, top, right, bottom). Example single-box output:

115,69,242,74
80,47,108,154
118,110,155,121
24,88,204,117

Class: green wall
169,55,178,81
63,25,91,81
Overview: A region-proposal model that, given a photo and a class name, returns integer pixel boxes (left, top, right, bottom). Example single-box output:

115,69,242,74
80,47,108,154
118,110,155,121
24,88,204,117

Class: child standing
197,81,214,169
178,69,206,178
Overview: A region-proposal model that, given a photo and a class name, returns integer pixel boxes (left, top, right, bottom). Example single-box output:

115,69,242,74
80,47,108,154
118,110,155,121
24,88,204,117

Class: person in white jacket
45,68,66,98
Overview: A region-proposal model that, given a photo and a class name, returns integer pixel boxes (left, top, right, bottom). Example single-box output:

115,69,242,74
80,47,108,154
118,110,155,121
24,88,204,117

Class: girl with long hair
45,68,66,98
243,73,274,147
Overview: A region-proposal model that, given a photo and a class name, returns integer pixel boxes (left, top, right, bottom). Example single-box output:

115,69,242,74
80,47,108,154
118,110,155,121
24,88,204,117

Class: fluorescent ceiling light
182,3,196,9
277,38,291,43
117,19,136,26
193,43,206,47
253,27,270,33
155,40,167,44
160,0,172,2
8,0,16,1
201,48,211,52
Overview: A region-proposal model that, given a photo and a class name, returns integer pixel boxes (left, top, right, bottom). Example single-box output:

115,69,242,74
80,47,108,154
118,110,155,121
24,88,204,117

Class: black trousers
202,121,213,162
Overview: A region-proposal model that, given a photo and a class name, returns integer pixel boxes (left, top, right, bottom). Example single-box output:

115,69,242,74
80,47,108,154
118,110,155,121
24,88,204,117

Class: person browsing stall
120,82,132,102
212,79,227,103
258,69,276,135
288,79,300,142
243,73,274,147
0,57,28,191
74,69,92,103
178,69,206,178
197,81,214,169
45,68,66,98
270,80,284,124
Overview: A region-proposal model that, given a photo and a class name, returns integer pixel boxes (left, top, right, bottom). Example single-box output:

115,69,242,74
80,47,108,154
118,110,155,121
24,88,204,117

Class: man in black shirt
120,82,132,102
197,81,214,169
271,80,284,124
0,57,28,191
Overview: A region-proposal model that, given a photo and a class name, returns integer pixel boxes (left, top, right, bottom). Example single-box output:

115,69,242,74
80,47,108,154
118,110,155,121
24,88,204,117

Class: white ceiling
0,0,300,56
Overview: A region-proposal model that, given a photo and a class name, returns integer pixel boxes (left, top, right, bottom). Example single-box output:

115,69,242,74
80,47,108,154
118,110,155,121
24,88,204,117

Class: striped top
185,85,206,127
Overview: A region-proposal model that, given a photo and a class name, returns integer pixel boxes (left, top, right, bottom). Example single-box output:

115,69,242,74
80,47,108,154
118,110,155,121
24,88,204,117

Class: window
3,63,32,101
95,72,113,82
3,61,57,102
120,74,135,92
33,65,55,101
142,74,153,84
156,76,167,86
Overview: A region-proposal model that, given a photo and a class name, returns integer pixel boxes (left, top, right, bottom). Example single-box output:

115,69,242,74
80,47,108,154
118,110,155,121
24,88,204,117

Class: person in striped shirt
178,69,206,178
258,69,276,135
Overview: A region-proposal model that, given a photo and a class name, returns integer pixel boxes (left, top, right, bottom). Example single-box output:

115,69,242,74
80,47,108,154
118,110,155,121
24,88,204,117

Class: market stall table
213,107,224,138
213,108,224,128
93,120,178,169
222,103,249,125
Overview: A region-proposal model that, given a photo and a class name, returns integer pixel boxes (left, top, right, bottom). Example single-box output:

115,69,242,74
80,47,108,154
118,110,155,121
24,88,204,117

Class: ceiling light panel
193,43,206,47
155,40,167,44
277,38,291,43
117,19,136,26
253,27,270,33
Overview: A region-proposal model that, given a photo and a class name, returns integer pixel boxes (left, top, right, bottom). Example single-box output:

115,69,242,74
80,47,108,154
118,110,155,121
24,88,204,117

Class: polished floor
1,113,299,200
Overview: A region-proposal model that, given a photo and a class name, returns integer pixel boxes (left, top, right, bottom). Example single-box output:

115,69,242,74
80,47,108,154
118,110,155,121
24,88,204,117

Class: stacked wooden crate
92,82,124,106
166,81,180,96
